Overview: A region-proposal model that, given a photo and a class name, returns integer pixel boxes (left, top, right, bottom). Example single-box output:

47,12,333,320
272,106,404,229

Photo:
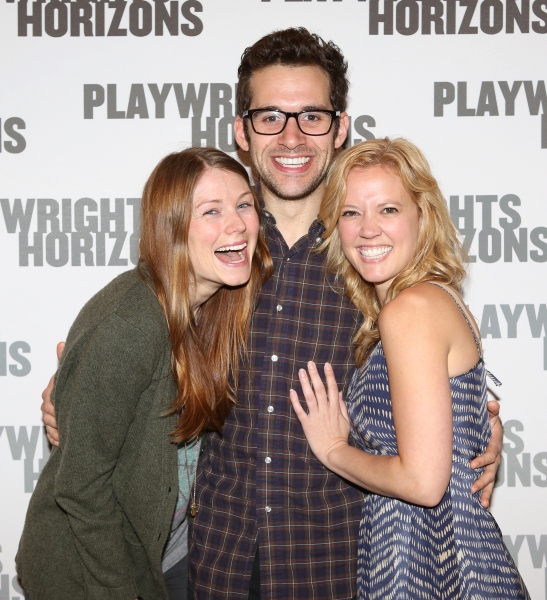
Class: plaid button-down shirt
189,210,364,599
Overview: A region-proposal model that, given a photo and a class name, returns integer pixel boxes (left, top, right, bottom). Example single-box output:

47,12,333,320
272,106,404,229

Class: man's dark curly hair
236,27,349,116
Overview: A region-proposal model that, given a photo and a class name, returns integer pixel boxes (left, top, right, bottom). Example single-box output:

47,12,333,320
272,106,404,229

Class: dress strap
424,281,483,359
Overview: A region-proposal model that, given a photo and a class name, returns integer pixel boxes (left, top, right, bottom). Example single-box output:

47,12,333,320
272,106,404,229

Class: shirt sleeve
52,311,163,600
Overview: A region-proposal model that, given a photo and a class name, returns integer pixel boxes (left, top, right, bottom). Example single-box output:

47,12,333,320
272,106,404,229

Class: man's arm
470,400,502,509
41,341,64,446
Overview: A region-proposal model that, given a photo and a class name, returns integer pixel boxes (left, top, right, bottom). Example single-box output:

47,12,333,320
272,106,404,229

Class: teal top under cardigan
17,267,181,600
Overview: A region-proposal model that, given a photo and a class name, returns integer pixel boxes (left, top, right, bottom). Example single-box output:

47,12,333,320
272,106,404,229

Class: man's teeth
358,246,392,258
216,242,247,252
274,157,311,167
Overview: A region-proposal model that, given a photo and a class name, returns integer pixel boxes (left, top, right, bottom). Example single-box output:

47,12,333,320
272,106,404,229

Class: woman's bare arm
290,285,474,507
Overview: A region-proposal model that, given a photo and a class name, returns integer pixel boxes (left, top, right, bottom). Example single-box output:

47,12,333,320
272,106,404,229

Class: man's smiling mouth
274,157,311,168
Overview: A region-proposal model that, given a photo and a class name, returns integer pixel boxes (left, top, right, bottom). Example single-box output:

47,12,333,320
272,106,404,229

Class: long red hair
139,147,272,442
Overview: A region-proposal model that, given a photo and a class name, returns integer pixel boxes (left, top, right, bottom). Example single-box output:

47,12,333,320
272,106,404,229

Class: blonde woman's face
337,166,420,304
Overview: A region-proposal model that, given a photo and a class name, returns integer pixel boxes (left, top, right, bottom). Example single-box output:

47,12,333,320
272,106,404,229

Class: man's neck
262,184,324,249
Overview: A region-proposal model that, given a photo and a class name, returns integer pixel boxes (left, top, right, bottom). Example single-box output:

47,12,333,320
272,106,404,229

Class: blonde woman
290,138,529,599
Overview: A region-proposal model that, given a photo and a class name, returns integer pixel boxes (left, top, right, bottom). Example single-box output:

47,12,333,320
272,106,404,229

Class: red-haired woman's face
188,167,260,308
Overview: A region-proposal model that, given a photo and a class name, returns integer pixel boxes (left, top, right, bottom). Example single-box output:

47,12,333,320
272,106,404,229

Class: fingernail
299,369,306,377
308,361,316,370
324,362,332,371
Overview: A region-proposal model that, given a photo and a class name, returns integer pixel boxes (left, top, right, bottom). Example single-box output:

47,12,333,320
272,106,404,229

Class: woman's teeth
216,243,247,252
358,246,392,258
215,242,247,264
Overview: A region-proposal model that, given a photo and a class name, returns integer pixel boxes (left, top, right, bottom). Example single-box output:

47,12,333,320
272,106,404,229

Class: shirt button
265,506,272,513
265,457,272,464
264,211,270,217
316,237,322,243
271,355,278,362
276,304,282,312
267,406,274,413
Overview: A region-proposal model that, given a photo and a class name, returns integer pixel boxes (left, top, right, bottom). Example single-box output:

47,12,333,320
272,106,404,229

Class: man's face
234,64,348,202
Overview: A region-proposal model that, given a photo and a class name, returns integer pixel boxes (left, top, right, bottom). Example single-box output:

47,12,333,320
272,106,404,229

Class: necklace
184,438,200,517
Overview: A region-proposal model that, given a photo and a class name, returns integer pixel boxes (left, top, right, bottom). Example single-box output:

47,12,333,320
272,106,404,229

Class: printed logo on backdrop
449,193,547,263
450,195,547,369
499,421,547,596
503,532,547,597
435,81,547,148
0,544,25,600
0,117,26,154
261,0,547,36
8,0,203,37
494,420,547,489
0,426,49,493
478,303,547,369
82,82,377,151
474,300,547,370
0,337,31,377
0,198,141,268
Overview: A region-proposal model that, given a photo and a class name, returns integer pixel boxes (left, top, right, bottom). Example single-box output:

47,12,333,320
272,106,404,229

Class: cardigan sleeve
53,311,164,600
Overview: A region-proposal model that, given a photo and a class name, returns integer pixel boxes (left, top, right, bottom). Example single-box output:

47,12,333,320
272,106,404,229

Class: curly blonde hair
319,137,467,366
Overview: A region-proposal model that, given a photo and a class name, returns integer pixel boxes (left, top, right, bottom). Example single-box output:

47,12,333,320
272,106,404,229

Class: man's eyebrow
250,105,332,112
302,105,331,111
251,105,282,112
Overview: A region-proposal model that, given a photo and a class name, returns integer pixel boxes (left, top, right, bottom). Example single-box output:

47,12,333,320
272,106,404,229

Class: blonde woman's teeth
358,246,392,258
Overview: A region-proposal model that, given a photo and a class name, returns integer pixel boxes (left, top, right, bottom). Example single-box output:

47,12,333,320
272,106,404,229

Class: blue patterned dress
346,284,530,599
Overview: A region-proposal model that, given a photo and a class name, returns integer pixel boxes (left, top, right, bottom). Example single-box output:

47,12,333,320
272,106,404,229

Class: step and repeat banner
1,0,546,597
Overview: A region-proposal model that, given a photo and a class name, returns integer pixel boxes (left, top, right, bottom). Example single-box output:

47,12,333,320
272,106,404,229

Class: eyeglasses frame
242,109,341,136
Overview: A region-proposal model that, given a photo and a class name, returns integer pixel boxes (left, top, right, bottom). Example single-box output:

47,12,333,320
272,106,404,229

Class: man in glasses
188,27,503,600
42,27,502,600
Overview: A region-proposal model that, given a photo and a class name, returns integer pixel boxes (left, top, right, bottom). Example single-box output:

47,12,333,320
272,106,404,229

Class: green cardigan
17,267,179,600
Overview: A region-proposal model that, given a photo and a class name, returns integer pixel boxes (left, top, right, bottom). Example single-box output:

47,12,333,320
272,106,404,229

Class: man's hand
470,400,502,509
41,342,64,446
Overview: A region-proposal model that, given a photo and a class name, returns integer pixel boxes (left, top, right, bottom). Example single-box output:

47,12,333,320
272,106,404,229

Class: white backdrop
1,0,546,597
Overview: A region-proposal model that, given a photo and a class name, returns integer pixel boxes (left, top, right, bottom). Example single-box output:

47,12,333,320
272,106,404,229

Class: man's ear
334,112,349,150
234,115,250,152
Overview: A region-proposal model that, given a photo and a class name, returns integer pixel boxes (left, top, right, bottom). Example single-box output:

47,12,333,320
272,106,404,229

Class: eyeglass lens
251,111,333,135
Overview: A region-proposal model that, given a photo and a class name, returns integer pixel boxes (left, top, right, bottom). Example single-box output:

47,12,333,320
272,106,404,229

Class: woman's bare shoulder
379,283,453,318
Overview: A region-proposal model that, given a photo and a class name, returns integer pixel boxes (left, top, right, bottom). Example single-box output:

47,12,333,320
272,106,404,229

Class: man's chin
261,173,326,202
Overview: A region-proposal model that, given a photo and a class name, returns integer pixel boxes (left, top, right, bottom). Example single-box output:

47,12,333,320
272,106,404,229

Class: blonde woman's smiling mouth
357,245,393,260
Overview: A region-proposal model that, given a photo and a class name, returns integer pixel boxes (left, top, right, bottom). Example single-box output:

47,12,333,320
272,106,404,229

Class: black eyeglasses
243,109,340,136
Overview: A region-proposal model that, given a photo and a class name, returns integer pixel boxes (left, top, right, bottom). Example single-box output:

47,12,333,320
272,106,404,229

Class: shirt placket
255,221,322,598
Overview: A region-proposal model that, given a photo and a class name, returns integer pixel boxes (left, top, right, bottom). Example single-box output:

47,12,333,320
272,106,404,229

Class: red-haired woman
17,147,272,600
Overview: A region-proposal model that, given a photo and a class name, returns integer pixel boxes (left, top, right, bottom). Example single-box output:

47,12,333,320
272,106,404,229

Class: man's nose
277,115,307,148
